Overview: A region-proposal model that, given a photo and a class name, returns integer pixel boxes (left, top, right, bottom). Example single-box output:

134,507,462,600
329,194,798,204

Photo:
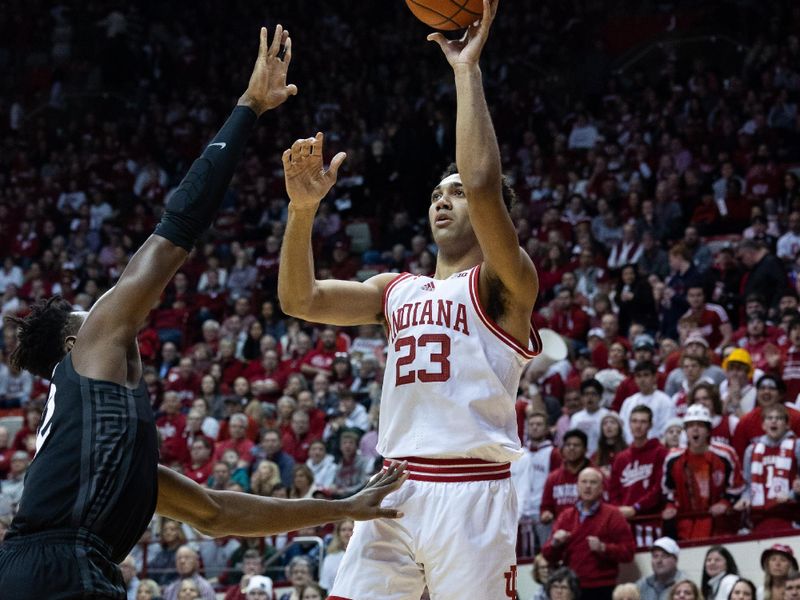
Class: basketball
405,0,484,31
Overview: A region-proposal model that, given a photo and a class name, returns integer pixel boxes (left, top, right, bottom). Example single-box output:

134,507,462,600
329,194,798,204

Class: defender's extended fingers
281,148,292,167
283,36,293,66
268,24,284,57
258,26,268,60
375,505,405,519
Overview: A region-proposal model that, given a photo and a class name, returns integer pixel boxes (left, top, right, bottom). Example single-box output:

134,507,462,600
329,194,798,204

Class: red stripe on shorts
384,457,511,482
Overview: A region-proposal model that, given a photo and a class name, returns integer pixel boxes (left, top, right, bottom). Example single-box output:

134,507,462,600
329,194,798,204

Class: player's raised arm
72,26,297,384
428,0,537,303
278,133,397,325
156,461,407,537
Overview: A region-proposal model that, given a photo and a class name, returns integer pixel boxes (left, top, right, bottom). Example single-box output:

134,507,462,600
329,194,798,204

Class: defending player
0,26,406,599
278,1,540,598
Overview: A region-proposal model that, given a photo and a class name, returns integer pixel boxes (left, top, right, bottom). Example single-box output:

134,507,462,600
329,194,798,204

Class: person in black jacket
738,239,789,312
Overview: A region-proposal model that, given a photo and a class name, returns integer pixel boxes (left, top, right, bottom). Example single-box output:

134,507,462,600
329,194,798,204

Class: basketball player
278,1,541,598
0,26,406,599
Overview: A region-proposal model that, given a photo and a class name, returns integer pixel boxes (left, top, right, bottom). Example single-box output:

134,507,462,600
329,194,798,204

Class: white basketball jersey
377,265,541,462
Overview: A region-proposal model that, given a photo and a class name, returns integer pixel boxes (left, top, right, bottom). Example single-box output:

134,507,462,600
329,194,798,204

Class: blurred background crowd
1,0,800,598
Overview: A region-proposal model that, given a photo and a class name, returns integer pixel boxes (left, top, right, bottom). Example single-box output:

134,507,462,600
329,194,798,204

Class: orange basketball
405,0,484,31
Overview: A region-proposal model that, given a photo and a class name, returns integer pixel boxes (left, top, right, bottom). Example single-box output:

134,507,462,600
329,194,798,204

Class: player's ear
64,335,77,352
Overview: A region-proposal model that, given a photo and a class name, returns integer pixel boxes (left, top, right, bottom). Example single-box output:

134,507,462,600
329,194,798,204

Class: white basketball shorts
328,457,519,600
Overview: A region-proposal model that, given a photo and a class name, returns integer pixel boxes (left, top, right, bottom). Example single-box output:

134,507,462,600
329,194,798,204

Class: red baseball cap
760,544,798,571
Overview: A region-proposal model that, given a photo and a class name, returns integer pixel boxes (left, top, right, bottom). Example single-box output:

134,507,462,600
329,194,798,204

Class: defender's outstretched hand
282,132,347,210
238,25,297,116
341,461,408,520
427,0,499,67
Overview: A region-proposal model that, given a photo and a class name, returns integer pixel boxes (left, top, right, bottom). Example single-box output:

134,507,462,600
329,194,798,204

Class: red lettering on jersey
419,299,433,325
411,301,421,326
504,565,517,598
436,299,452,327
454,303,469,335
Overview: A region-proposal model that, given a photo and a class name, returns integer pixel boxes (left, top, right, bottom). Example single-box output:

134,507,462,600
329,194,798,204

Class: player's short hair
439,163,516,211
5,296,82,379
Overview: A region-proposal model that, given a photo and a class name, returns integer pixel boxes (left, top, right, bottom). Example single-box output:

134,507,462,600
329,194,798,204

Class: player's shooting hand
427,0,498,68
238,25,297,116
341,461,409,520
282,132,347,210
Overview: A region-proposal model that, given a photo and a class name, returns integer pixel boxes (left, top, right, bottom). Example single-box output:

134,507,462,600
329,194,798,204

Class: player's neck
433,245,483,280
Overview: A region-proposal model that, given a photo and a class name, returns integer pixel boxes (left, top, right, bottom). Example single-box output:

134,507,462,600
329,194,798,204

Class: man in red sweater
608,405,668,547
541,429,592,524
543,467,635,600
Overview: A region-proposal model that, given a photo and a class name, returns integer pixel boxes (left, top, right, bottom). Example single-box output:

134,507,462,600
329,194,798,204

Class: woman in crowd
319,519,355,591
669,580,704,600
592,412,627,478
289,464,318,499
615,264,658,334
613,583,641,600
300,583,327,600
759,545,797,600
702,546,740,600
177,578,201,600
147,518,186,585
529,553,551,600
249,459,283,496
730,579,758,600
136,579,162,600
545,567,581,600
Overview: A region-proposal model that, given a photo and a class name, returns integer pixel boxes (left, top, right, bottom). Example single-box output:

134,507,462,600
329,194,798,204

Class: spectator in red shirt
609,405,668,547
11,405,40,455
297,389,326,440
543,467,635,600
735,403,800,533
541,429,592,524
662,405,744,540
246,349,288,404
549,287,590,345
683,284,732,352
156,390,187,466
215,413,255,466
281,410,316,463
300,326,338,379
218,338,247,388
165,356,202,407
732,374,800,458
183,437,215,486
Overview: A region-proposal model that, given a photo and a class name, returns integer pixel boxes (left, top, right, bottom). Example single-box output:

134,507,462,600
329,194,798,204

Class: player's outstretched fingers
427,32,447,50
326,152,347,183
268,24,284,57
281,148,292,168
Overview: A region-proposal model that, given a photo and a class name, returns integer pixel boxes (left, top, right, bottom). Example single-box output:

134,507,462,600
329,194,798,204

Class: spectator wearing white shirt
306,439,337,489
568,113,600,149
620,362,675,443
0,258,23,294
569,379,610,455
777,211,800,263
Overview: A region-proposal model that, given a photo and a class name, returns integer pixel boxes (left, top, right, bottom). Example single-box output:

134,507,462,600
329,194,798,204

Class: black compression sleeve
154,105,258,251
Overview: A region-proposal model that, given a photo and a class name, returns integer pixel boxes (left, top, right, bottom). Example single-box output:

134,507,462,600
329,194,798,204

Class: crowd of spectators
2,0,800,597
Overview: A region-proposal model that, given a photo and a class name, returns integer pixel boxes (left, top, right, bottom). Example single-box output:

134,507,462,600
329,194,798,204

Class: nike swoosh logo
208,142,226,150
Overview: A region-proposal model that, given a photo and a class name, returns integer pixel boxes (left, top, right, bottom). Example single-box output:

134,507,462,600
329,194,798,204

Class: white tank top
377,265,541,462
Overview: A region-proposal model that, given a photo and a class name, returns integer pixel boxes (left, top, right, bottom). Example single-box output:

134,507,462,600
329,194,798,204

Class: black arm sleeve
154,105,258,251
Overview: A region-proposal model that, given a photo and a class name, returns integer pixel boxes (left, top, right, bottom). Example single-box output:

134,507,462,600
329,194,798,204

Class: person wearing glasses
735,403,800,532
